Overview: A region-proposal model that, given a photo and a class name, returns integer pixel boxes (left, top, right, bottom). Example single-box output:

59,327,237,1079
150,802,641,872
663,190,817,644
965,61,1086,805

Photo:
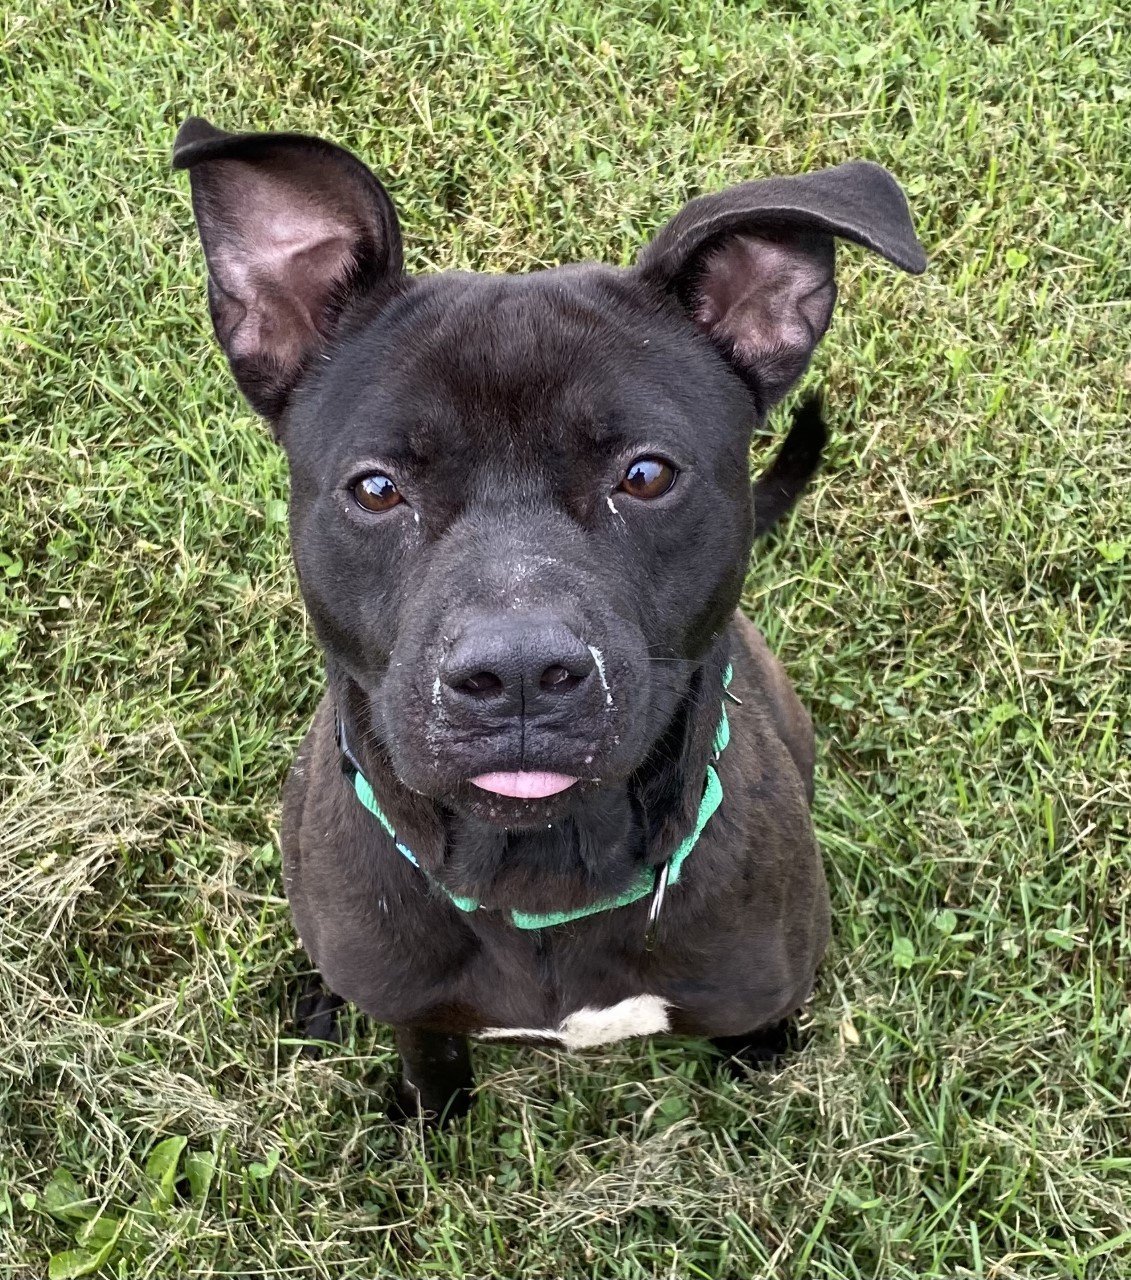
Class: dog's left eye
353,473,403,513
618,456,677,501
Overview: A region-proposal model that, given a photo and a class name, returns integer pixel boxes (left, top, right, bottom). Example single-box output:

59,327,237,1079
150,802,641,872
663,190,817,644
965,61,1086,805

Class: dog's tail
752,393,828,538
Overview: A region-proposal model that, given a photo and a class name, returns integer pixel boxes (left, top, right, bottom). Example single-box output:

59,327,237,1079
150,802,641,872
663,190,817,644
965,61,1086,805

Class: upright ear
636,161,927,409
172,117,403,421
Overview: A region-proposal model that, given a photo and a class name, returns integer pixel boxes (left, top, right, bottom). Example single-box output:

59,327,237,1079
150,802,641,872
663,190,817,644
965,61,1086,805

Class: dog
174,117,925,1121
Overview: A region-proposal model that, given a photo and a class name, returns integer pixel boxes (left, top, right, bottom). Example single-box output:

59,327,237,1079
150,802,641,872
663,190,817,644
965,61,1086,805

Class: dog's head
175,119,924,833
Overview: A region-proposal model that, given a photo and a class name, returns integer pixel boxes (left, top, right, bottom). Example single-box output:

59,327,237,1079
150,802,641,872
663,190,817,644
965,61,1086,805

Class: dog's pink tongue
470,771,578,799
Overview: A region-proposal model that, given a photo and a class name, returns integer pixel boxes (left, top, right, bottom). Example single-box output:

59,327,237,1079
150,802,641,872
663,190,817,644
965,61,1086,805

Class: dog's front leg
390,1026,475,1124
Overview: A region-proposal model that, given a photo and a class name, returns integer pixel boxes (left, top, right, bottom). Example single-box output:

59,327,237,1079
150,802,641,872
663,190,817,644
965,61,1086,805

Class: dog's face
285,266,757,824
175,120,924,830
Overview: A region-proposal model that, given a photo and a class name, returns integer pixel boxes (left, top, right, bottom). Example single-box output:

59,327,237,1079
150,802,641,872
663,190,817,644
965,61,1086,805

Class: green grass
2,1,1129,1275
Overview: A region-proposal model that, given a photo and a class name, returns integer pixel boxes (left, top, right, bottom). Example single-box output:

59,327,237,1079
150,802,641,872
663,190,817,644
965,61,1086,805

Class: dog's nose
441,614,596,718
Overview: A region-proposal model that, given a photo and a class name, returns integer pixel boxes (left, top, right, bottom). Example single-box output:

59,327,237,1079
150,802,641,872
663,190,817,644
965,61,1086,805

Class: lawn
2,1,1129,1276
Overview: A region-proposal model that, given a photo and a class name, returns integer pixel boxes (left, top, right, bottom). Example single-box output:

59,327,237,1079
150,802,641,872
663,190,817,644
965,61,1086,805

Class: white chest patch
477,994,671,1051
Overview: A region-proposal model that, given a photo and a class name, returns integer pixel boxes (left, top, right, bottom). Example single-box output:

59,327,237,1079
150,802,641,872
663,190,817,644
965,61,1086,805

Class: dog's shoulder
729,611,815,803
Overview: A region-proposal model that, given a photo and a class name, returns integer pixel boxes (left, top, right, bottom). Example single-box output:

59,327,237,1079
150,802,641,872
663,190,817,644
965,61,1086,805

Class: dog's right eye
353,473,403,513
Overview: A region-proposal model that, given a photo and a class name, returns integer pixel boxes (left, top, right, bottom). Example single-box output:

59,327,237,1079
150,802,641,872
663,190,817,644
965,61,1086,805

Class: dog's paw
385,1078,474,1128
293,973,346,1058
712,1015,802,1076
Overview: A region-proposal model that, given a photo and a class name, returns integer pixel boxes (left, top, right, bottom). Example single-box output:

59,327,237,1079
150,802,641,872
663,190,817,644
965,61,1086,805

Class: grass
1,0,1129,1275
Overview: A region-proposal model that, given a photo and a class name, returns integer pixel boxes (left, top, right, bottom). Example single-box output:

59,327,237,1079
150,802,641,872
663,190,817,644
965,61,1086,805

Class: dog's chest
474,993,671,1051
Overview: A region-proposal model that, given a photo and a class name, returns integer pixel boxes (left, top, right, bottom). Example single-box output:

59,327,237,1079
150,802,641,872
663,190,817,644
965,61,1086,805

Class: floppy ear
637,161,926,409
172,117,403,421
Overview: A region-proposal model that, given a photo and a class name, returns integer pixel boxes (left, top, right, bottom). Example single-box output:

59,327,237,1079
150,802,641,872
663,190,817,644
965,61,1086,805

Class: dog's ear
173,117,403,422
636,162,926,409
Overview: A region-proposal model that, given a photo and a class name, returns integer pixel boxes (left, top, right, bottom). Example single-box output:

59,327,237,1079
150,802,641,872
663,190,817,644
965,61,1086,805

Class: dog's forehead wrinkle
310,296,718,496
401,273,630,415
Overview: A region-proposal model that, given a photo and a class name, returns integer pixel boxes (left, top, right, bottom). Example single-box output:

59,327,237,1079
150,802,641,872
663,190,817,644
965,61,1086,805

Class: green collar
340,664,734,939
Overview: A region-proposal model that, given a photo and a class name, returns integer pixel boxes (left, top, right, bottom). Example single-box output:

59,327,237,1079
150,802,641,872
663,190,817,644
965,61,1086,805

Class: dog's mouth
447,745,604,827
447,770,597,828
469,771,578,799
378,619,655,826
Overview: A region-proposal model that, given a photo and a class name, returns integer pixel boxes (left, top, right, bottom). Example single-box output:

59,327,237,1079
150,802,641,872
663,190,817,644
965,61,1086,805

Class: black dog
174,118,925,1121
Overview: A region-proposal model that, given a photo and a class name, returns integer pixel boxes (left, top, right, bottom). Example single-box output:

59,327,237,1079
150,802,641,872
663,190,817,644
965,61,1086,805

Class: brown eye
353,473,402,513
618,456,677,501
